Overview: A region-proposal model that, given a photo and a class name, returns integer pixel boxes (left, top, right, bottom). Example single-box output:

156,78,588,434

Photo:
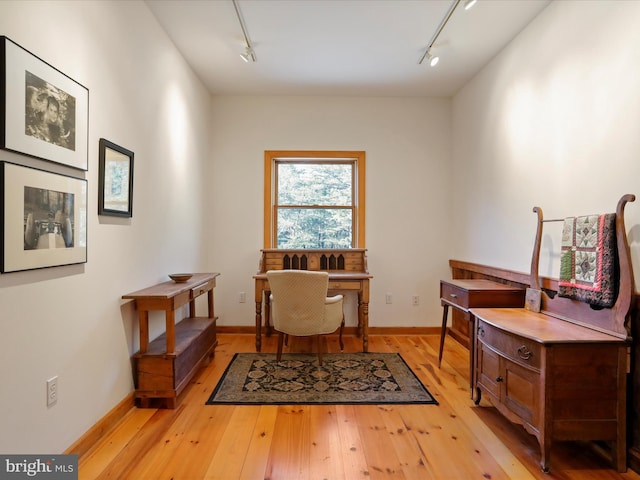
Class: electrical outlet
385,293,392,304
412,295,419,306
47,376,58,407
239,292,246,303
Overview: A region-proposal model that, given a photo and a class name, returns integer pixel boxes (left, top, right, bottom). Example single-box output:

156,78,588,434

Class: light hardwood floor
78,333,640,479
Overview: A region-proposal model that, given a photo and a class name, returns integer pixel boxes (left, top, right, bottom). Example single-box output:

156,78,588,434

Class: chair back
266,270,330,336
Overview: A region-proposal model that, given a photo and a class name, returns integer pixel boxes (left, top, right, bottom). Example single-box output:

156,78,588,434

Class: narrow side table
438,279,525,384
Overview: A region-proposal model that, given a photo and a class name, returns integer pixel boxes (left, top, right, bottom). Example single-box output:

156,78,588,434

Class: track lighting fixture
233,0,256,62
419,0,475,66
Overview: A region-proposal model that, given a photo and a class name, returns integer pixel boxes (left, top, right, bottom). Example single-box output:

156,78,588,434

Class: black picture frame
1,161,87,273
0,36,89,170
98,138,134,217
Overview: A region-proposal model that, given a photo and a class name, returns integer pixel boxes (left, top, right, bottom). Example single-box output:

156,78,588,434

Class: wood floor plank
264,405,312,479
307,404,344,480
375,404,435,479
143,405,235,479
334,404,371,479
204,406,262,479
238,405,279,480
353,405,406,479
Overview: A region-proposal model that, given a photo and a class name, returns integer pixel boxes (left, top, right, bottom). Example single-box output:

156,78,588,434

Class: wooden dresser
123,273,219,408
472,195,635,473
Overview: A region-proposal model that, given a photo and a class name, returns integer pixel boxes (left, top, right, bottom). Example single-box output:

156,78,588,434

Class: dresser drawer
441,282,469,309
477,320,541,371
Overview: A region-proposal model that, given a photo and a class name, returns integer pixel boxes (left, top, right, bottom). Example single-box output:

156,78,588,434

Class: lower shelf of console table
134,316,217,408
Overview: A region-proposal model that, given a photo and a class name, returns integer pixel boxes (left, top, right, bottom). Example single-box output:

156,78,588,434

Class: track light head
428,51,439,67
240,46,254,63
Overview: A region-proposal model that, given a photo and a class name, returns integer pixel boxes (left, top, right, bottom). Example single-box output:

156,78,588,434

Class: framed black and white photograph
98,138,134,217
0,36,89,170
1,162,87,273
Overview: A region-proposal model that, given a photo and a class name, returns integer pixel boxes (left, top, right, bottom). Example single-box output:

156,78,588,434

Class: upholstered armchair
266,270,344,365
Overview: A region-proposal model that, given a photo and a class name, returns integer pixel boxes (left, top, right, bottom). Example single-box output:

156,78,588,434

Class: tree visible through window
264,151,365,249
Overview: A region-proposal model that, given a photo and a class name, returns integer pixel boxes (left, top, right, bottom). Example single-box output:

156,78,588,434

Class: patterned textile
558,213,618,307
206,353,437,405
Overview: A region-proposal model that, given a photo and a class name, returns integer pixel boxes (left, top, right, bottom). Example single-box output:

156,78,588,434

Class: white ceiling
145,0,551,97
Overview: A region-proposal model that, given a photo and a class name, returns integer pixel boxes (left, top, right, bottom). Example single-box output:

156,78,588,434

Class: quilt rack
528,193,635,338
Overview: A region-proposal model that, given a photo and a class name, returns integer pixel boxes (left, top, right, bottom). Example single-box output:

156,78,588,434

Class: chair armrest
325,295,343,305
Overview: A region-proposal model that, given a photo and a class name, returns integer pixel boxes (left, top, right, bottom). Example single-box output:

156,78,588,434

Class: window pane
277,208,352,249
277,163,352,206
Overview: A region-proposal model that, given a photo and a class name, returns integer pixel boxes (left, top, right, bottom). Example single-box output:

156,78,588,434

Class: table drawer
329,281,361,290
477,320,541,371
441,282,469,308
191,280,213,298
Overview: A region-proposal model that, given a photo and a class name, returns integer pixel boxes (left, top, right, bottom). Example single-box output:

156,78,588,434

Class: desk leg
362,302,369,353
358,279,369,353
255,301,262,352
358,287,369,353
438,304,449,368
265,292,271,337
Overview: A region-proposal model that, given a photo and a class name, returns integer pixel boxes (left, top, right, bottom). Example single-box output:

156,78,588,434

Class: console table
254,249,372,352
123,272,219,408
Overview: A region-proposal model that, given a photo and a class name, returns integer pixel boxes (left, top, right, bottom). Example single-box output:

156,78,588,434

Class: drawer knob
477,326,485,337
496,376,503,382
449,293,457,298
517,345,533,360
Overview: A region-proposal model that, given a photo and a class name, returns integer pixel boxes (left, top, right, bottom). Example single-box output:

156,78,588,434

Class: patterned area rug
206,352,438,405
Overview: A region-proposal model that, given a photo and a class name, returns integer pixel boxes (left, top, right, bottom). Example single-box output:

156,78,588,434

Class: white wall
0,1,211,453
451,0,640,282
208,96,452,329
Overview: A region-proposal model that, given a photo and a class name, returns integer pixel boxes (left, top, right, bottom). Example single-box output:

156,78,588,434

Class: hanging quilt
558,213,618,308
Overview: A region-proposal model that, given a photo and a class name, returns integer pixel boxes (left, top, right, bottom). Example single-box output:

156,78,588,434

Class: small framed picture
0,36,89,170
98,138,134,217
1,161,87,273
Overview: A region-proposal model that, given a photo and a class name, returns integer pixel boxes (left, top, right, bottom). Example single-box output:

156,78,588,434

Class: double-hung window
264,151,365,249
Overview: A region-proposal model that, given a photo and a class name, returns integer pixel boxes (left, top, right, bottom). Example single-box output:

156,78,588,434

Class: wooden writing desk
439,279,525,367
254,249,372,353
439,279,525,400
